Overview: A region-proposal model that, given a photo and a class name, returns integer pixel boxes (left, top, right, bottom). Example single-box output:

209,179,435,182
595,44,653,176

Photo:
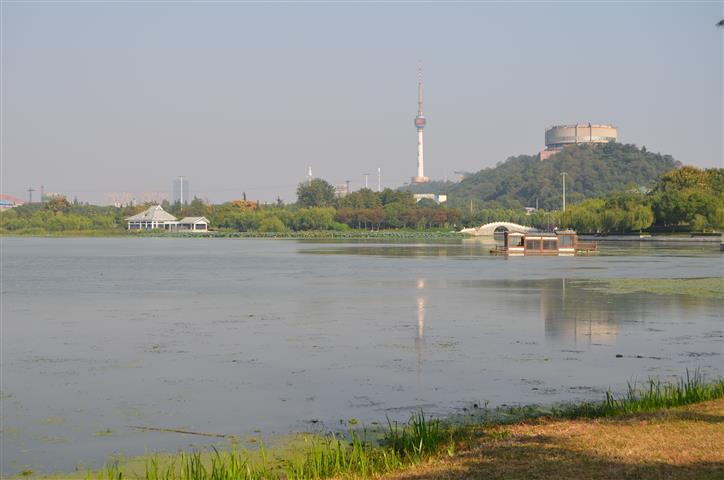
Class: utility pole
364,173,369,189
27,186,35,204
560,172,567,212
40,185,45,203
377,168,381,192
345,180,350,195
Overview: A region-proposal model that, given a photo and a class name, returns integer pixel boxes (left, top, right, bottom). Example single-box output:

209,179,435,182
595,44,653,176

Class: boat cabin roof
526,232,558,238
506,230,578,238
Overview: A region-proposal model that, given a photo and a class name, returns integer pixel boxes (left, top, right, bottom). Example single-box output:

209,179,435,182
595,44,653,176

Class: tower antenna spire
417,62,423,116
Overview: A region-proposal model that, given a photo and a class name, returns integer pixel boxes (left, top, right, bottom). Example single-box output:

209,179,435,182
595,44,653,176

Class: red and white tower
411,65,430,184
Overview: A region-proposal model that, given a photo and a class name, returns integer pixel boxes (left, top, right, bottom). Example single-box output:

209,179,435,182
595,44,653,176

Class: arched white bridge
459,222,537,236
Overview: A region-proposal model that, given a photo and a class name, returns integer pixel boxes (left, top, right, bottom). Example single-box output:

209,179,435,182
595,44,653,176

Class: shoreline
0,230,462,239
380,398,724,480
11,375,724,479
2,230,722,242
580,234,722,243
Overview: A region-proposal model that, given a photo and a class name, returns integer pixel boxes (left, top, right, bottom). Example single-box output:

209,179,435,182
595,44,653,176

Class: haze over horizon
2,2,722,204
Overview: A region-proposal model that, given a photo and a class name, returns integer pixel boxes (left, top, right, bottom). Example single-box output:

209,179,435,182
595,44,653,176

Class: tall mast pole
417,64,423,117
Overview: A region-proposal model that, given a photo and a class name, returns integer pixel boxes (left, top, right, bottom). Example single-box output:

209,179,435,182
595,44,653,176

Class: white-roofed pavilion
126,205,178,231
177,217,209,232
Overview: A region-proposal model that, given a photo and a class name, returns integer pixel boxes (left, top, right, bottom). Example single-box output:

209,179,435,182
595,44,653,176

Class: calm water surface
1,237,722,473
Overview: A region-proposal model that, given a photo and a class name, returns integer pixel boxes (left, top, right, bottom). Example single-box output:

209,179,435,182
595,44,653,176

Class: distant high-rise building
172,176,190,204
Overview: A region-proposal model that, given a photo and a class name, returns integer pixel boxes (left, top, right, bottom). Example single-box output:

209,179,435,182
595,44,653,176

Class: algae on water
579,277,724,299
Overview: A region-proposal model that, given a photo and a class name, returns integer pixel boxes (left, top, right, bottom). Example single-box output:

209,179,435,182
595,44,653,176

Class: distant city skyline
2,3,721,204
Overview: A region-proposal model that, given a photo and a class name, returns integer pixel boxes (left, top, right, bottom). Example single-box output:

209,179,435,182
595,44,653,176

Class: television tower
411,64,430,184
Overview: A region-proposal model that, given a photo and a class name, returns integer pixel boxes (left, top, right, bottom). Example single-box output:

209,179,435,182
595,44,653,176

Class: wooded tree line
560,167,723,233
1,166,721,234
411,143,680,210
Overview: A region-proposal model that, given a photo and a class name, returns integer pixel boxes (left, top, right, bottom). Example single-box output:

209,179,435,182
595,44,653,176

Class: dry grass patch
381,399,724,480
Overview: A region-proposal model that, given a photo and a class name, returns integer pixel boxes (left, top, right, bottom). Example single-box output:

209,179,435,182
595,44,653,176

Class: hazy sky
2,2,722,204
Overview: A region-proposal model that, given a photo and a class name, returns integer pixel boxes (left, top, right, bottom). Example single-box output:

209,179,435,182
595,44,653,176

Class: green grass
87,412,459,480
147,230,463,240
0,228,129,237
1,229,464,240
68,371,724,480
558,369,724,418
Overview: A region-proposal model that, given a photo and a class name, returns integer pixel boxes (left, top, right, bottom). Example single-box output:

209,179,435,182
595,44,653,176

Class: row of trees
560,167,723,233
0,208,116,232
0,195,547,233
1,166,721,235
561,195,655,234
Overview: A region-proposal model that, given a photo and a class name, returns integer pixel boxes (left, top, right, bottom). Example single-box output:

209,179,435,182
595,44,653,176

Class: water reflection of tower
541,278,618,344
415,279,427,381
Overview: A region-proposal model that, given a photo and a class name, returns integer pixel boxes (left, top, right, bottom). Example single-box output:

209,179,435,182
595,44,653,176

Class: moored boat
491,229,597,256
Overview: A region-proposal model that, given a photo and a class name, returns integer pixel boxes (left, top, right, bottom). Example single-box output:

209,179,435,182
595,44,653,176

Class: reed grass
557,369,724,418
87,371,722,480
89,412,458,480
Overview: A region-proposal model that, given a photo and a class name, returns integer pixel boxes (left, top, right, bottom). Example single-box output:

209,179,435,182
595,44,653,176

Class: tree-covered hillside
412,143,680,210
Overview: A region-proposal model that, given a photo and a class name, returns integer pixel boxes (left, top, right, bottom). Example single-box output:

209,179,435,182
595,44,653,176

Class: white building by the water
126,206,209,232
177,217,209,232
126,205,178,230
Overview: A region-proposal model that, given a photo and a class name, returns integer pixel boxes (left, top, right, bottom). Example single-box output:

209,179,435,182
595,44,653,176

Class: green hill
410,143,680,210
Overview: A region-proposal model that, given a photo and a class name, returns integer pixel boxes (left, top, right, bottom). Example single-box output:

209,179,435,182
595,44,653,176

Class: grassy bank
169,229,463,240
382,398,724,480
1,229,464,240
0,229,130,237
25,371,723,480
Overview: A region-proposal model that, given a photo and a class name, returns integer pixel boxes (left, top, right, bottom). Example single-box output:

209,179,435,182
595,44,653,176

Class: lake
1,237,722,474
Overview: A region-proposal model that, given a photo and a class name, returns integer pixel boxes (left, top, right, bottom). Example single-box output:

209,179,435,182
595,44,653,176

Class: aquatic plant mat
576,277,724,299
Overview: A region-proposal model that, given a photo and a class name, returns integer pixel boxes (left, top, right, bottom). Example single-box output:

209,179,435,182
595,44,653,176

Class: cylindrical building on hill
541,123,618,160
